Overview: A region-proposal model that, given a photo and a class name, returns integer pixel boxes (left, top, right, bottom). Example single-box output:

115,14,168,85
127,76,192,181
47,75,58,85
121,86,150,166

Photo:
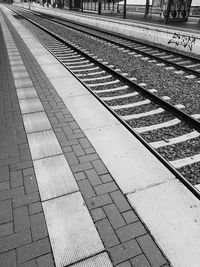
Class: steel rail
6,6,200,199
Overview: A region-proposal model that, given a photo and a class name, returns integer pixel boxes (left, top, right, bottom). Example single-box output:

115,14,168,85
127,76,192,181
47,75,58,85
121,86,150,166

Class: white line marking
150,131,200,148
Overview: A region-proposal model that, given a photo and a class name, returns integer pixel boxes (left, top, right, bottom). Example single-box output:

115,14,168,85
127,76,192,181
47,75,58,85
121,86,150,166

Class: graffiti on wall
168,33,196,51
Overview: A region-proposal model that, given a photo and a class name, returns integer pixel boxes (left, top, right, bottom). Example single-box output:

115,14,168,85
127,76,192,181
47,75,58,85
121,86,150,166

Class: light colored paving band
150,130,200,148
5,5,200,267
0,8,106,267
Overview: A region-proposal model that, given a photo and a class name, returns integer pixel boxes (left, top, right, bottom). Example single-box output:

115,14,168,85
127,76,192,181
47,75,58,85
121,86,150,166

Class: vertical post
123,0,126,19
165,0,173,23
144,0,149,18
98,0,101,14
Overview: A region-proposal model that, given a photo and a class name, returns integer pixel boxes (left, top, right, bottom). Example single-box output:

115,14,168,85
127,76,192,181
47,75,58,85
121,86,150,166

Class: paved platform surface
0,6,171,267
1,4,200,267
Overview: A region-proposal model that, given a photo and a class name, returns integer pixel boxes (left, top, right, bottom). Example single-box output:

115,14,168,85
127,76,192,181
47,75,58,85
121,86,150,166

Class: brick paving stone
85,169,102,186
95,219,119,248
108,239,142,265
137,234,167,267
94,182,118,195
22,168,34,177
122,210,139,224
19,259,37,267
0,181,10,191
86,194,113,210
110,190,131,213
0,222,13,238
90,207,106,222
64,151,79,165
24,175,38,194
0,166,9,182
74,172,87,181
72,144,85,156
77,179,96,199
10,170,23,188
85,147,96,154
14,206,30,232
36,253,55,267
130,254,151,267
78,137,92,149
0,250,16,267
71,162,93,173
0,199,12,224
78,153,99,163
28,202,43,216
103,203,126,229
0,230,31,253
17,238,51,264
92,159,108,175
30,213,48,241
116,261,132,267
12,192,40,208
100,174,113,183
116,222,147,242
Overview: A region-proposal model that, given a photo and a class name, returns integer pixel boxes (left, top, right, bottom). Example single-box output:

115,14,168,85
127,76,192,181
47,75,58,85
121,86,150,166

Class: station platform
15,3,200,56
1,4,200,267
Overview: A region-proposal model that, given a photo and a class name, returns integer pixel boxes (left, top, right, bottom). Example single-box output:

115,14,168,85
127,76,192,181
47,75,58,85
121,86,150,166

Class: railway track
17,5,200,77
4,5,200,197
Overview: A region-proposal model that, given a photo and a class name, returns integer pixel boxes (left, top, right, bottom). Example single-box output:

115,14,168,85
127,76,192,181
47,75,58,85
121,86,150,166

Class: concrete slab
72,253,113,267
27,130,62,160
23,112,52,133
43,192,104,266
85,124,174,194
34,54,56,65
34,155,79,201
128,179,200,267
63,94,119,130
19,98,44,114
40,63,68,78
50,77,90,97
